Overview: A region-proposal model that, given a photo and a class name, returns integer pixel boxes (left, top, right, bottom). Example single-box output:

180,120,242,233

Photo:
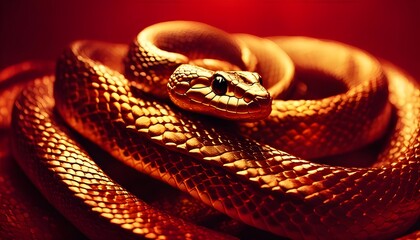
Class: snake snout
247,95,273,120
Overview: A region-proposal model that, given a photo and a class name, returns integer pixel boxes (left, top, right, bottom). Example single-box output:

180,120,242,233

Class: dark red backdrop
1,0,419,79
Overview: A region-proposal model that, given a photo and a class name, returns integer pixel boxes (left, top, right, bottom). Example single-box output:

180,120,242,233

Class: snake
1,21,418,239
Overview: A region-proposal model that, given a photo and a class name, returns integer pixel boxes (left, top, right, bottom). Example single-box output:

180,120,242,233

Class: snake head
168,64,272,121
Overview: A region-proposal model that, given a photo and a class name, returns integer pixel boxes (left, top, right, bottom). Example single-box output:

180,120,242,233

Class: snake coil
0,21,418,239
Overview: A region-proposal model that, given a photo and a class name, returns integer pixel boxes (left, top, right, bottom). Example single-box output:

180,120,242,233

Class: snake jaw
168,64,272,121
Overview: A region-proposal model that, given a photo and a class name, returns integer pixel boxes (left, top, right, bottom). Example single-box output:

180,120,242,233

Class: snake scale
0,21,418,239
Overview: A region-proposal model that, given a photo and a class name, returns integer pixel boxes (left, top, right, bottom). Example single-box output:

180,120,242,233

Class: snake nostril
243,92,253,103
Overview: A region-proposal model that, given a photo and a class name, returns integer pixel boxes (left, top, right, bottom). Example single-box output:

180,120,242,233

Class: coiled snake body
1,21,419,239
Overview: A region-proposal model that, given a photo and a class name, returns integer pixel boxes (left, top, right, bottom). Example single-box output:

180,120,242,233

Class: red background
1,0,419,80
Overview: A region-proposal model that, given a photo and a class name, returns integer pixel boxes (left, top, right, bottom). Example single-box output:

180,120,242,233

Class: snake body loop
125,21,256,99
5,21,420,239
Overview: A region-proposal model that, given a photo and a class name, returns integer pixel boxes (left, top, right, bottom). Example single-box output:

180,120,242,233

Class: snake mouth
247,96,273,120
202,95,272,121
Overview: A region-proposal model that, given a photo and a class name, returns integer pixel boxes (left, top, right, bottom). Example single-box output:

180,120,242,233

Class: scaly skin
4,21,419,239
242,37,391,159
12,76,235,239
0,62,85,240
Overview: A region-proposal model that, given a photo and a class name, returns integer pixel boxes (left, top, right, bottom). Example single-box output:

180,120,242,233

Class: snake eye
212,74,228,95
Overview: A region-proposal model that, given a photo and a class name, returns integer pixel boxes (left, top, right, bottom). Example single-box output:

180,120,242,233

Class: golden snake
1,21,419,239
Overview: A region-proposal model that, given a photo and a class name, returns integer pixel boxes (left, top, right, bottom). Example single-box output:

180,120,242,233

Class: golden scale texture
241,37,392,159
0,69,85,239
12,78,232,239
0,21,418,239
